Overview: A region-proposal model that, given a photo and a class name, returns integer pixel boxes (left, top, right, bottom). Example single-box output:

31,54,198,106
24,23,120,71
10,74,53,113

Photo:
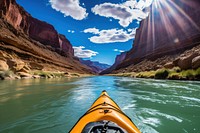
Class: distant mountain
80,60,110,74
100,52,126,74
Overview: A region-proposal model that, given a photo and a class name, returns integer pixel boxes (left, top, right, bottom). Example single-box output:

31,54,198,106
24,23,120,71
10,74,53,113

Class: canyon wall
0,0,73,56
114,0,200,72
0,0,93,77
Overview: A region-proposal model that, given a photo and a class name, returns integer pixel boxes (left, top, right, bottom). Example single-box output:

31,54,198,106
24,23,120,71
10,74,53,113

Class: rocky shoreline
0,56,92,80
0,69,92,80
0,50,93,80
109,44,200,81
109,67,200,81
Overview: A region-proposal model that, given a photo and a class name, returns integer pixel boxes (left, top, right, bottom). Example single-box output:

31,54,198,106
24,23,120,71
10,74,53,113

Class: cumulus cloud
113,49,125,53
49,0,88,20
84,28,99,34
73,46,98,58
83,28,136,43
91,0,152,27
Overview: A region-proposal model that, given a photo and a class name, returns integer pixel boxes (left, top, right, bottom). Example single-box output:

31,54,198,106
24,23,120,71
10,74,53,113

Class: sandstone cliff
0,0,73,55
111,0,200,73
0,0,93,79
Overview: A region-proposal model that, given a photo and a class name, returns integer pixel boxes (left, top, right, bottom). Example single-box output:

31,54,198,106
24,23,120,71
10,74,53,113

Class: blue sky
16,0,152,65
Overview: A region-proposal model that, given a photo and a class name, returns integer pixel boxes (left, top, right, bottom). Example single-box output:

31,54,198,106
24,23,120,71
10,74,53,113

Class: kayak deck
69,90,141,133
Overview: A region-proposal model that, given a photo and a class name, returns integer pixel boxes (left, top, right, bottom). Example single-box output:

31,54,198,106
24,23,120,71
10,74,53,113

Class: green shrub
194,67,200,79
155,69,169,79
172,67,181,73
122,73,132,77
32,70,64,78
0,70,14,80
195,67,200,75
136,71,155,78
181,69,195,78
71,73,80,77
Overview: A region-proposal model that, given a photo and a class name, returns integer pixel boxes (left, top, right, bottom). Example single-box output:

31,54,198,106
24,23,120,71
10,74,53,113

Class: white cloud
73,46,98,58
91,0,151,27
83,28,136,43
113,49,125,53
49,0,88,20
136,0,153,10
84,28,100,34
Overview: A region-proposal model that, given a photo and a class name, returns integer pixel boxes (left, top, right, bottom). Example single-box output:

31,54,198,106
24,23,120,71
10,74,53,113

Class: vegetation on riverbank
108,67,200,80
0,70,93,80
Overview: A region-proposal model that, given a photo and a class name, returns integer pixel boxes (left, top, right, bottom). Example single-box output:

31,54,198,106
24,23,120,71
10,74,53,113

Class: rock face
29,18,60,48
0,60,9,71
7,59,25,72
0,0,93,76
164,62,174,69
0,0,73,56
177,53,198,70
101,52,126,74
114,0,200,72
80,60,110,74
110,44,200,74
192,56,200,69
58,34,74,56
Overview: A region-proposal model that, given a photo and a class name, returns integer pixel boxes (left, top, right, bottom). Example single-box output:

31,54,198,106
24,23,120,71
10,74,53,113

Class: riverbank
0,70,93,80
109,44,200,76
107,43,200,81
108,67,200,81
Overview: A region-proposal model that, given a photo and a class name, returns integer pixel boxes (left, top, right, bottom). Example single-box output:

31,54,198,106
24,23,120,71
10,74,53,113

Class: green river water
0,76,200,133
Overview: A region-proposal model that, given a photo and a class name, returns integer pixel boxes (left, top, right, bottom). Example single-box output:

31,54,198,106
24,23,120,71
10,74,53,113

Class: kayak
69,90,141,133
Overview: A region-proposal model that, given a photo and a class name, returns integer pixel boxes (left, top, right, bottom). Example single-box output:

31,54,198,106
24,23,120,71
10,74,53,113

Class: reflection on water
0,76,200,133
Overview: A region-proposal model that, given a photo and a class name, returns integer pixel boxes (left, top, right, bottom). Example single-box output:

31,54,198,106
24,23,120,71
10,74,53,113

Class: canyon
0,0,93,79
1,0,200,80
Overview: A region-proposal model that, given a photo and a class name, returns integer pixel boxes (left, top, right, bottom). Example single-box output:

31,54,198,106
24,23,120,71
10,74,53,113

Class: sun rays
136,0,200,54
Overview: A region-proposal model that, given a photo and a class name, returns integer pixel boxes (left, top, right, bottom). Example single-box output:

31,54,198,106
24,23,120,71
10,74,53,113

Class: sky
16,0,153,65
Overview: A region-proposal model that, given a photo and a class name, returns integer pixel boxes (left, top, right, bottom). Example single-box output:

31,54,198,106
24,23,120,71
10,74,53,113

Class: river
0,76,199,133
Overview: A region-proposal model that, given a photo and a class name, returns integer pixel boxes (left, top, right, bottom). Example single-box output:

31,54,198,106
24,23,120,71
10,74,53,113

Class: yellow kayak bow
70,90,141,133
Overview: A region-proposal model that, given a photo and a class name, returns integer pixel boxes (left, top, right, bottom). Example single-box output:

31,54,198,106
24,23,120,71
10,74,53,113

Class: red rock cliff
116,0,200,70
0,0,93,75
58,34,74,56
0,0,73,56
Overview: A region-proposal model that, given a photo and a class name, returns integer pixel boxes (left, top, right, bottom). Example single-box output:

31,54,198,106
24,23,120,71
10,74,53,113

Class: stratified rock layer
0,0,72,55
